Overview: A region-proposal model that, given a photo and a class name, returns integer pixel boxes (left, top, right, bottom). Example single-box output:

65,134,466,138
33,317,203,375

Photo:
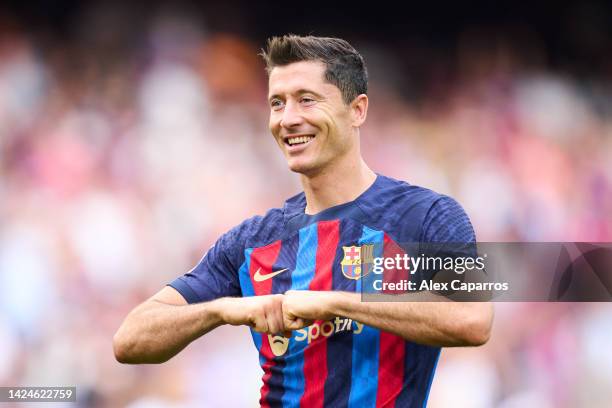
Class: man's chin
287,160,318,176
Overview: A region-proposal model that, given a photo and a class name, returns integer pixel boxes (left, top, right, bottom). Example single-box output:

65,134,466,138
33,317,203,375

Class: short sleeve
168,228,244,304
410,195,478,288
420,196,476,243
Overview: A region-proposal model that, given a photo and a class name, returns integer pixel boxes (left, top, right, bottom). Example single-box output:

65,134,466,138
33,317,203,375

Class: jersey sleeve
168,226,244,304
420,195,476,243
419,196,490,300
416,196,477,279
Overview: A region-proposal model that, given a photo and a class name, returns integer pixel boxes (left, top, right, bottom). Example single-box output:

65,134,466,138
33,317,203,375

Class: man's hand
282,290,336,330
220,294,289,335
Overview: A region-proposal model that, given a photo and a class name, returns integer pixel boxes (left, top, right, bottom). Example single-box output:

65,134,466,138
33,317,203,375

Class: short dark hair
261,34,368,104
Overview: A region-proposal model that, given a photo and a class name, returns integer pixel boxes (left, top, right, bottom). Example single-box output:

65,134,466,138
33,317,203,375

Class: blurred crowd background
0,1,611,407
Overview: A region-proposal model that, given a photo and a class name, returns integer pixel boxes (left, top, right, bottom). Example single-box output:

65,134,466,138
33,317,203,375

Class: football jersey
169,174,476,407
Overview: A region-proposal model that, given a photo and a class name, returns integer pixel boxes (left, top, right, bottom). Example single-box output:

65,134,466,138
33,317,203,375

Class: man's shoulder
376,174,471,218
361,174,445,212
224,207,286,247
362,174,473,241
221,191,306,249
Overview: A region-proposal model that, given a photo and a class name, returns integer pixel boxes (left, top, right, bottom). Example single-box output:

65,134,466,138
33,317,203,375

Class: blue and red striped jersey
169,174,476,407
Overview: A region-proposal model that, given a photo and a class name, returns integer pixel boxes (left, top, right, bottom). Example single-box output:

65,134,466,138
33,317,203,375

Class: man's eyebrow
295,89,324,98
268,89,325,101
268,93,281,102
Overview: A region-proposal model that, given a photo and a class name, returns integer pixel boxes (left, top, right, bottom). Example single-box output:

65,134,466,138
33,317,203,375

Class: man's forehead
268,60,330,96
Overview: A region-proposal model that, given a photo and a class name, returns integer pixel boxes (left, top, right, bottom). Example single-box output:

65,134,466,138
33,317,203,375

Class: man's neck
300,157,377,215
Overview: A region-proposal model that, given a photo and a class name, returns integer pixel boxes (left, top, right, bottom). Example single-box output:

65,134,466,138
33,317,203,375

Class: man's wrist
326,291,359,318
204,297,233,328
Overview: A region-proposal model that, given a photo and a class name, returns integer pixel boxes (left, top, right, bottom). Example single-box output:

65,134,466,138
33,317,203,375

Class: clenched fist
282,290,337,330
219,291,340,335
220,294,289,335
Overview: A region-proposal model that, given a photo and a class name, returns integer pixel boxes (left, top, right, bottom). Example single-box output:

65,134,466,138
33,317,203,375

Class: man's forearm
327,292,493,347
113,298,225,364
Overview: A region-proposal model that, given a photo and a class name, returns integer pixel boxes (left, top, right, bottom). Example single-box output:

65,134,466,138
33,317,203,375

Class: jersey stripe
248,240,283,407
395,343,441,407
281,223,318,407
238,248,266,367
291,223,318,290
375,234,407,407
322,219,361,407
267,234,300,405
300,220,338,408
422,349,441,407
348,226,384,408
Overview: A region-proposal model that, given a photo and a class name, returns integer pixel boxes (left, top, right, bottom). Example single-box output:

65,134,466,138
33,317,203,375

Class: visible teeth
287,136,314,145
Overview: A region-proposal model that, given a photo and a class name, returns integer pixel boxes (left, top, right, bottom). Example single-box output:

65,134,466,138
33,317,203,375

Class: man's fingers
267,314,281,334
263,295,286,334
252,315,269,333
273,299,286,334
285,317,308,331
283,313,295,330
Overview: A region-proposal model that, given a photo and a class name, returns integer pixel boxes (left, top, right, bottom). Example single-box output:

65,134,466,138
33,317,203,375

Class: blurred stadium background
1,1,611,407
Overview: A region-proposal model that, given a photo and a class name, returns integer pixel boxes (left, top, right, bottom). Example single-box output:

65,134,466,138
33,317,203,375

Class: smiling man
114,35,493,407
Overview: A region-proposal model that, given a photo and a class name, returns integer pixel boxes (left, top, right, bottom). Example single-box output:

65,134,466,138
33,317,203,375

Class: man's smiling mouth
286,135,315,146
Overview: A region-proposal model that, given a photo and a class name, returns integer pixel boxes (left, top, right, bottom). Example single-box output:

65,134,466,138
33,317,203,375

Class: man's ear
350,94,368,127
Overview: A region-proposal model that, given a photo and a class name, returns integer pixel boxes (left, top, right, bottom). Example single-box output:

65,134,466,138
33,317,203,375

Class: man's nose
280,101,304,128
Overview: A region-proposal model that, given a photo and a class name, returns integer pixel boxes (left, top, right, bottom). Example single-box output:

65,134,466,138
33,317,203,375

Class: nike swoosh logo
254,267,289,282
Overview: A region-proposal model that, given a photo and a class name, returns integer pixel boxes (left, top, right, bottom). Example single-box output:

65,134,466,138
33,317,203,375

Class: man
114,35,493,407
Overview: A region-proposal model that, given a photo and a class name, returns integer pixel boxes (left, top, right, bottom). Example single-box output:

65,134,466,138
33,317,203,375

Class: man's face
268,61,355,175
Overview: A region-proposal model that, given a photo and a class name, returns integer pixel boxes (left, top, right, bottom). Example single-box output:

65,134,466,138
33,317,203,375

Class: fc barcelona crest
341,244,374,280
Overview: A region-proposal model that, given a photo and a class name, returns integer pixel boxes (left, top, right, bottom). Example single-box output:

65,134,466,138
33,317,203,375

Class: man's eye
270,100,284,110
301,97,315,105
